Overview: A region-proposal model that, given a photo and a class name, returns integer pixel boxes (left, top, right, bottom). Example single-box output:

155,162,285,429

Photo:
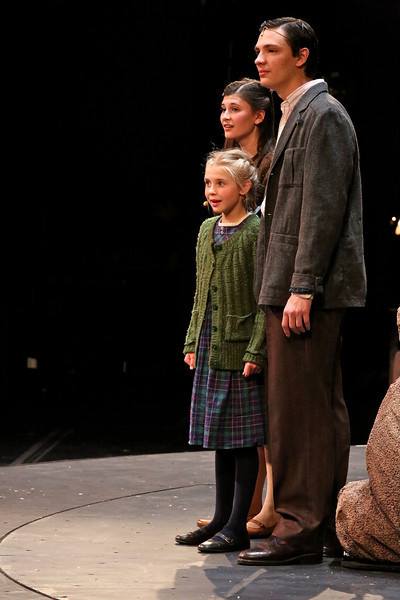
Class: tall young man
238,17,367,566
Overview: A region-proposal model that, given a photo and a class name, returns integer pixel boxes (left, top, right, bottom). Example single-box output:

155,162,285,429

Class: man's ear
296,47,310,68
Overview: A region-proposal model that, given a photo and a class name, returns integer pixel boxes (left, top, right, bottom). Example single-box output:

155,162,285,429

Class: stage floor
1,447,399,599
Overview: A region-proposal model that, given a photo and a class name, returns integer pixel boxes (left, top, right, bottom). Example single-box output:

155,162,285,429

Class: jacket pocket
279,147,305,187
225,313,254,342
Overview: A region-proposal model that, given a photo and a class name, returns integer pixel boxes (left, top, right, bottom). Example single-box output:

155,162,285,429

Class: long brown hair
222,78,275,188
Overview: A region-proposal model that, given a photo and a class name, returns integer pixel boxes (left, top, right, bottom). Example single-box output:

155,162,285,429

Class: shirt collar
281,78,325,117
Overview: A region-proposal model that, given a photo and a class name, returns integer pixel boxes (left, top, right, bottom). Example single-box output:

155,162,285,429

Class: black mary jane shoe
198,532,250,554
175,528,214,546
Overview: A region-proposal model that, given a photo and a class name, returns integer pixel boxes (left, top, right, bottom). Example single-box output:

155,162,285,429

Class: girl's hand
243,362,261,377
184,353,195,370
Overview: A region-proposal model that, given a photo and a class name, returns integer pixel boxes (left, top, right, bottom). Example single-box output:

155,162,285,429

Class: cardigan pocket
225,312,254,342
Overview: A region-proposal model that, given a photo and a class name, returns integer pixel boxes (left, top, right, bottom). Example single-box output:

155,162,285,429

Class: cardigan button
213,304,218,310
212,326,218,332
212,285,218,292
212,344,218,350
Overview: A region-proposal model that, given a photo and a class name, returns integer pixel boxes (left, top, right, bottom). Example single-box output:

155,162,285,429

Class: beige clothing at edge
335,307,400,563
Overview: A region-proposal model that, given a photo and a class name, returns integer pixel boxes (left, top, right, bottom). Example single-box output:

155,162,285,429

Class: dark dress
189,218,266,450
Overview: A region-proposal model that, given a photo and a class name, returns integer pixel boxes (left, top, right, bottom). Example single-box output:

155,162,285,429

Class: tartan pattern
189,220,266,449
213,217,246,243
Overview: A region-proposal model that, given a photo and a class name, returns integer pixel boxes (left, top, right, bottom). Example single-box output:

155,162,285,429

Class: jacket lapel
270,82,328,171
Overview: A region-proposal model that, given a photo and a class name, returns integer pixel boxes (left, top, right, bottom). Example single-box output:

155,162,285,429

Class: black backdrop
4,1,399,460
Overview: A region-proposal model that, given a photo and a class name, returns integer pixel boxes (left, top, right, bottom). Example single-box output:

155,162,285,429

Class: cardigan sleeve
243,226,266,367
183,225,202,355
242,307,266,367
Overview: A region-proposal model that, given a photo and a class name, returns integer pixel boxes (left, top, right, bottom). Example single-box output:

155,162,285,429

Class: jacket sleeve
291,108,359,293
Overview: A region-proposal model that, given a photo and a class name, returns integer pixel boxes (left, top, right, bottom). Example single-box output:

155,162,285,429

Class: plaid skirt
189,303,266,449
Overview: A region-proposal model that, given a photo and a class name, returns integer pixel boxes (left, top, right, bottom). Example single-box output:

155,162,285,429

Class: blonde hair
206,148,259,211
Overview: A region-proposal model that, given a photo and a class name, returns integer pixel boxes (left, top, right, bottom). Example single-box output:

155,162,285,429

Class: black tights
202,446,259,540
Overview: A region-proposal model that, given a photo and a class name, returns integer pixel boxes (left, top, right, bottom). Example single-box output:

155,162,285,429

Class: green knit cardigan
183,214,266,370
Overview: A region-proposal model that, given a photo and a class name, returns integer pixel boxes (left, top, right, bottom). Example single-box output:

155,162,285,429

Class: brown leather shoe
197,516,273,538
246,518,276,539
196,518,210,528
237,535,323,566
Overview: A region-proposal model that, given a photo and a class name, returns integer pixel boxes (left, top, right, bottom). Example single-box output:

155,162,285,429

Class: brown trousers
265,307,350,544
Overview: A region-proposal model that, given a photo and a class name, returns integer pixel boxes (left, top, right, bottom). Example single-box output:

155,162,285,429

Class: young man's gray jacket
255,81,367,308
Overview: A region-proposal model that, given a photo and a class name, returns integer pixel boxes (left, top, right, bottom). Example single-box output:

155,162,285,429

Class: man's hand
184,352,195,370
282,295,312,337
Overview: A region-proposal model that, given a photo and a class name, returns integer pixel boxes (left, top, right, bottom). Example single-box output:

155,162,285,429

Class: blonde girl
175,148,267,553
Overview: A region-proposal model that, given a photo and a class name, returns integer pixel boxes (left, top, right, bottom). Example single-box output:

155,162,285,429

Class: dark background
3,0,399,464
